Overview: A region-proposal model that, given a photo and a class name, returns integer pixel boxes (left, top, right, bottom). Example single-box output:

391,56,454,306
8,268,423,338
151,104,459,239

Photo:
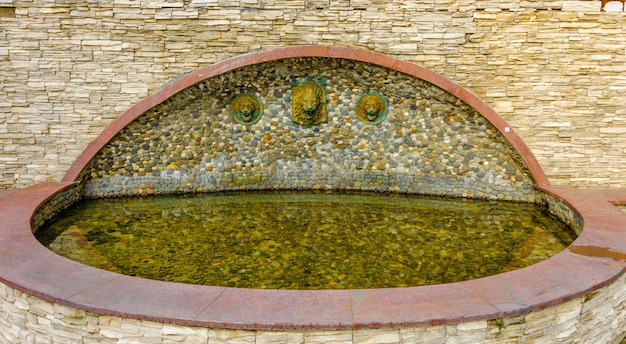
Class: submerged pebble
38,191,576,290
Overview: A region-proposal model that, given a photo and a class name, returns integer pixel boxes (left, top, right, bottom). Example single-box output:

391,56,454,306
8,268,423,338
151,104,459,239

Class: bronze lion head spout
363,97,382,121
356,92,388,125
231,93,263,125
291,78,327,126
236,97,256,121
300,83,320,117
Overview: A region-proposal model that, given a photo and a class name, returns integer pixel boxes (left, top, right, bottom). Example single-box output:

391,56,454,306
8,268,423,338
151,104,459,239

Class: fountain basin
2,183,626,342
2,46,626,342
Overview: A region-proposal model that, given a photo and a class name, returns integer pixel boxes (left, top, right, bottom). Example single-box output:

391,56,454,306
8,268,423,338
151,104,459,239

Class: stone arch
63,45,548,200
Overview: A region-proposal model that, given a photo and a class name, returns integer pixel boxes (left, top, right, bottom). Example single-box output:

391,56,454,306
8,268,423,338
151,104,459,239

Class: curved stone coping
62,45,548,186
1,183,626,330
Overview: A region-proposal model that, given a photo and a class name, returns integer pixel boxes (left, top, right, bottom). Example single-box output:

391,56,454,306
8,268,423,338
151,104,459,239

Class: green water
37,191,576,290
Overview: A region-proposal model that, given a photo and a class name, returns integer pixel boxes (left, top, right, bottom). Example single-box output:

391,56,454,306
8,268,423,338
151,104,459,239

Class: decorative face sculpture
291,78,327,126
356,92,388,125
231,93,263,125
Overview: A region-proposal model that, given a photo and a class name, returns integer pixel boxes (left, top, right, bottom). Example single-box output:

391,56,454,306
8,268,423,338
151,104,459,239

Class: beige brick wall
1,0,625,188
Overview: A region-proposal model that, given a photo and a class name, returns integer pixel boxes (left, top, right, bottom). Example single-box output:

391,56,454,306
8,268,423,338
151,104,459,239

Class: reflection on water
37,191,576,290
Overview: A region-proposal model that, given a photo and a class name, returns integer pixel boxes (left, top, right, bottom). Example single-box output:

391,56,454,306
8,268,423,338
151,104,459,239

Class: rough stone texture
78,57,536,202
29,184,80,233
1,1,625,189
536,190,583,234
1,270,626,343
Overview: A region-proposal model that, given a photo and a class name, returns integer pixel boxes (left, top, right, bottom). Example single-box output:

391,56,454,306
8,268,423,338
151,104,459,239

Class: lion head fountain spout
231,93,264,125
356,92,388,125
303,99,317,116
291,78,327,126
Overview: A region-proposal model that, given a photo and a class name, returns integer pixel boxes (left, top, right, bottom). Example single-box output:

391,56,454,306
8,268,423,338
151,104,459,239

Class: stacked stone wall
1,0,626,188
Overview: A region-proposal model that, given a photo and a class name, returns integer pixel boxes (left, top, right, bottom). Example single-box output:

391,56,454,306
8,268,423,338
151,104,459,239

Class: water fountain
1,46,626,343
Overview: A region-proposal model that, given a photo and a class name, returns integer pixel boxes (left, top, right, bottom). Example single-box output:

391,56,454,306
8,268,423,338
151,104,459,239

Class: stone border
1,182,626,331
61,45,549,187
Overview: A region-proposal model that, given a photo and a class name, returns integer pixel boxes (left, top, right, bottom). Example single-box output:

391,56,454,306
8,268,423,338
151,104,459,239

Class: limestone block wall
1,270,626,343
1,0,626,188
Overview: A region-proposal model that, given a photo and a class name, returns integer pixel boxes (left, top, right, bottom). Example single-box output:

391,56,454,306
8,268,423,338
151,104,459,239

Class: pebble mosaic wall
29,185,80,234
80,57,535,202
536,190,583,235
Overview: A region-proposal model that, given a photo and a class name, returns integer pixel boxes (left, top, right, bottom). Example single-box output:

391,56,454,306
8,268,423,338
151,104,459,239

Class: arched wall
63,46,547,201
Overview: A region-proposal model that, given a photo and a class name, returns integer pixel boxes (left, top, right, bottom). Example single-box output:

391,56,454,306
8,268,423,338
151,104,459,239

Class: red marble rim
1,183,626,330
62,45,548,186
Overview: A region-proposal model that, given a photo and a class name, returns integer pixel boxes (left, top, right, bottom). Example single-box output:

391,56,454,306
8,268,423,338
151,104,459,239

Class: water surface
38,191,576,289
